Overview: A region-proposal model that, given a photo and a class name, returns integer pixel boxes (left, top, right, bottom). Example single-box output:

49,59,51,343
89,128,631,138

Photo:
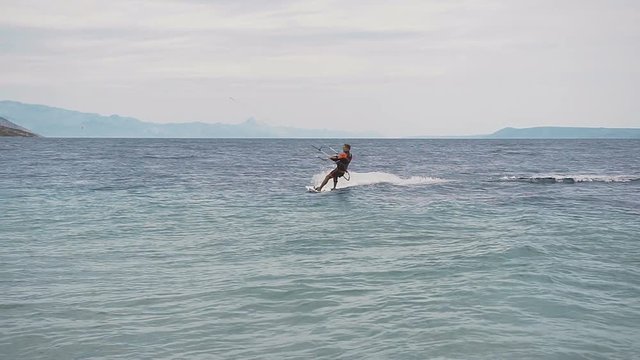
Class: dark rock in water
525,176,577,184
532,177,557,183
0,116,39,137
528,177,577,184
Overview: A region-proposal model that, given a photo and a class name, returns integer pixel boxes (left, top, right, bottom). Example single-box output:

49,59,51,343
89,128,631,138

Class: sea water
1,138,639,359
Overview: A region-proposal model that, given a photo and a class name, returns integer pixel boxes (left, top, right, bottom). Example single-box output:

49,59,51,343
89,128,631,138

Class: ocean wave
499,174,640,184
311,171,447,190
141,154,197,160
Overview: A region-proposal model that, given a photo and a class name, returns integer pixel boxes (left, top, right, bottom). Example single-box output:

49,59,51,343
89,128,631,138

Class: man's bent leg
316,174,332,191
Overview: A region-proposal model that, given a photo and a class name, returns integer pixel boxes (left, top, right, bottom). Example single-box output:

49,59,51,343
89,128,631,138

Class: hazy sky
1,0,638,136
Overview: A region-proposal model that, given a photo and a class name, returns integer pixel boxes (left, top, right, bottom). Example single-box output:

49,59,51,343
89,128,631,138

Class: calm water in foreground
1,138,639,359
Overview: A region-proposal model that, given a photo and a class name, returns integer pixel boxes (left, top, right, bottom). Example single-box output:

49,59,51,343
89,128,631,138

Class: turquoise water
1,138,639,359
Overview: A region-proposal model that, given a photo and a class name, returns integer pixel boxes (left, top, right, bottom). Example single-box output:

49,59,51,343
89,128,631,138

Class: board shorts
329,169,346,179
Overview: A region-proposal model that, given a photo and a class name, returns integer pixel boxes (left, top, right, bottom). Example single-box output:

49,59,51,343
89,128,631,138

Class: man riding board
315,144,352,191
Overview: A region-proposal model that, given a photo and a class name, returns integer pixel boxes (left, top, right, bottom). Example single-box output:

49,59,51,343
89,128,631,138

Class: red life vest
336,151,352,172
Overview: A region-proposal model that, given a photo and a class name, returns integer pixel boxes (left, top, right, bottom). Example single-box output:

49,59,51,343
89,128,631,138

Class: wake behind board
306,186,320,193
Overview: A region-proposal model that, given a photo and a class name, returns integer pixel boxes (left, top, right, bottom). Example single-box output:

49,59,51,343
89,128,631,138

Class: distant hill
0,100,376,138
0,116,39,137
3,101,637,139
486,127,640,139
411,126,640,139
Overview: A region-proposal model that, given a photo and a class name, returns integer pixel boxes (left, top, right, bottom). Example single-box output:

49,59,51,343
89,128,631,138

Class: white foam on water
311,171,447,191
566,175,636,183
500,174,640,183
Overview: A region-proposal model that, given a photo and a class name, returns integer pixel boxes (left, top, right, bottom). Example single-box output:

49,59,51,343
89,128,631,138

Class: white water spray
311,171,447,191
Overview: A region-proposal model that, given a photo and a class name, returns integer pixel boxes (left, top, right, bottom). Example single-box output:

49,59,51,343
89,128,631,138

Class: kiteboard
306,186,344,193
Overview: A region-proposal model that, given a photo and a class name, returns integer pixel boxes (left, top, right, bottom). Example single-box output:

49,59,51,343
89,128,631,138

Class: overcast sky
1,0,638,136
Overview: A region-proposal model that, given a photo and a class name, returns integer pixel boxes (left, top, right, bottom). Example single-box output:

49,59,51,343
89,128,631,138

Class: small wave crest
142,155,196,160
311,171,447,190
500,174,640,184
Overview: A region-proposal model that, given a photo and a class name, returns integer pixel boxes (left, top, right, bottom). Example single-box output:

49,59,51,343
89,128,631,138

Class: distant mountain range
1,100,638,139
0,100,375,138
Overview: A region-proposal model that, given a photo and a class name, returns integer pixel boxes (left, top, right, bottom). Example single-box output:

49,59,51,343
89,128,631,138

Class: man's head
343,144,351,152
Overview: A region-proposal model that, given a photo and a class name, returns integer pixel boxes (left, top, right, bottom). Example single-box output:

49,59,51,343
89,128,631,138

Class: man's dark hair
344,144,351,150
